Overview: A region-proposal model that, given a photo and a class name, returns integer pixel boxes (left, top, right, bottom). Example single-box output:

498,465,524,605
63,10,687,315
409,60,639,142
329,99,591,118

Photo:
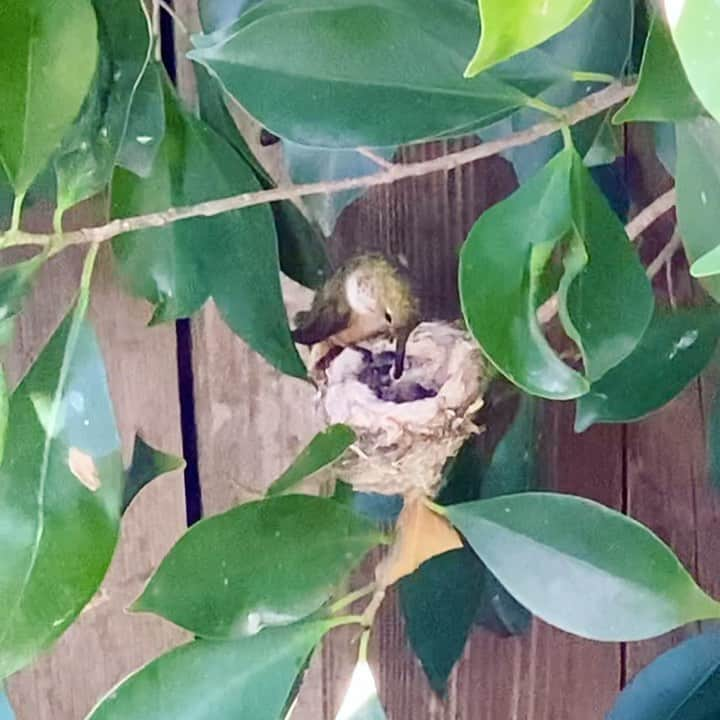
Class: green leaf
122,435,185,513
562,152,654,381
267,424,355,496
54,0,153,213
0,309,123,679
115,61,166,178
446,492,720,641
480,0,633,181
691,244,720,278
336,659,388,720
576,309,720,431
613,14,704,124
0,0,99,194
0,255,44,326
667,0,720,124
112,75,306,378
676,119,720,302
86,620,330,720
460,150,587,399
607,632,720,720
194,67,330,289
465,0,592,76
199,0,261,34
399,550,484,694
283,141,395,238
133,495,384,638
187,0,559,148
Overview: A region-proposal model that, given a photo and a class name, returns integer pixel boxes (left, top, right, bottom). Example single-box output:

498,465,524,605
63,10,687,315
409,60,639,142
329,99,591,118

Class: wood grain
5,208,188,719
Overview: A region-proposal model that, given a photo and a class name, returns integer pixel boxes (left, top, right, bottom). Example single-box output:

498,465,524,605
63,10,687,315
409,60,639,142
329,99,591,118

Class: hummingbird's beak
393,328,411,379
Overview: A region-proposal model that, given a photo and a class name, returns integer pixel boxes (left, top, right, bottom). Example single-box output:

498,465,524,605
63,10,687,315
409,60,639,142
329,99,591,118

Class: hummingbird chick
292,254,420,378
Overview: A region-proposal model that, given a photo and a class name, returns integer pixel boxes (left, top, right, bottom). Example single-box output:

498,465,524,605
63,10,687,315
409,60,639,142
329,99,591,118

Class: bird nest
312,321,488,496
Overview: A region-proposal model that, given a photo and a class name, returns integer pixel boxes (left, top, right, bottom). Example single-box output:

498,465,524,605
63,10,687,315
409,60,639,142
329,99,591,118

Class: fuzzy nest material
314,321,488,496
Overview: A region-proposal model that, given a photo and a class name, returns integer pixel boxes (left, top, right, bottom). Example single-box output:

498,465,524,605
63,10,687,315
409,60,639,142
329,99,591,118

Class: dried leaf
383,495,462,586
68,447,101,492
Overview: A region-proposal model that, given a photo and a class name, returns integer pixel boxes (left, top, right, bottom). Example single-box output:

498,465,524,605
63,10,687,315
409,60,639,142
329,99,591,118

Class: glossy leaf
668,0,720,123
86,620,329,720
562,152,653,381
199,0,261,33
122,435,185,513
399,550,484,694
283,141,395,237
0,0,98,194
447,492,720,641
116,61,166,178
0,309,123,679
194,67,330,289
460,150,587,399
607,632,720,720
336,660,387,720
187,0,557,148
676,119,720,302
576,309,720,431
0,255,44,326
267,424,355,496
112,77,305,378
465,0,592,76
614,14,703,124
54,0,153,212
691,245,720,278
480,0,632,182
134,495,384,638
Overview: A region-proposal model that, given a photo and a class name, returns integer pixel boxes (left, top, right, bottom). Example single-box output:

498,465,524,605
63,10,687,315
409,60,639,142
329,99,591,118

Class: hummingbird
291,254,420,378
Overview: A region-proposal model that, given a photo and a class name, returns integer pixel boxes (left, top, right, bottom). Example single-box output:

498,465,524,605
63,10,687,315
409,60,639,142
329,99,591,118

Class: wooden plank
5,207,188,718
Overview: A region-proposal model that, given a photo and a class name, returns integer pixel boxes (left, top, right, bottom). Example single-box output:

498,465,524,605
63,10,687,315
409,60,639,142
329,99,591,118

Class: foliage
2,0,720,717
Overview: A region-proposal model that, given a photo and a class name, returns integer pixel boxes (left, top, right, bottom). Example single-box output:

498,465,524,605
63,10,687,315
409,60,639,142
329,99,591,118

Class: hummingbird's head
378,271,421,379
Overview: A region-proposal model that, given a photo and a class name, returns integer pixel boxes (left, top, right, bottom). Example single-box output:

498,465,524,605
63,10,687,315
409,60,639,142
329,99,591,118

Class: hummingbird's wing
291,302,351,345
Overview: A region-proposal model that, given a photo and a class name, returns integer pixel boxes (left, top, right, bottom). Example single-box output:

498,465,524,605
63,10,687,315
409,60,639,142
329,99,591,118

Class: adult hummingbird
292,254,420,378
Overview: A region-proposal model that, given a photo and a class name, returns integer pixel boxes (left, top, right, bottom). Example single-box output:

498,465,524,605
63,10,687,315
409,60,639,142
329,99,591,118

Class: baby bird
292,254,420,378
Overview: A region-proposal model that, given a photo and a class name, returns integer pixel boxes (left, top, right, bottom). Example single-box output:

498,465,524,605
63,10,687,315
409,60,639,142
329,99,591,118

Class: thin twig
0,82,636,251
625,188,677,241
537,187,678,325
646,229,682,280
357,147,395,169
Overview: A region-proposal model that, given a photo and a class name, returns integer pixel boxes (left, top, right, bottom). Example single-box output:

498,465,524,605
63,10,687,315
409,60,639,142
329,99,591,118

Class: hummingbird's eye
384,311,393,323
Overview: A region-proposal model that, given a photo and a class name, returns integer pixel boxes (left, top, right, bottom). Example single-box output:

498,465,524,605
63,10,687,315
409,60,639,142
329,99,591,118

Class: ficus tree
1,0,720,717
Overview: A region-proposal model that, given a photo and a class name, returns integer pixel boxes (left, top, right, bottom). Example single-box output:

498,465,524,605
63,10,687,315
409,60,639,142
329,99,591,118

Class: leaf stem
571,71,617,84
358,628,371,663
78,243,101,313
561,124,573,150
525,97,566,121
52,207,64,236
330,582,377,615
152,1,162,62
422,497,448,516
325,614,364,631
9,192,25,234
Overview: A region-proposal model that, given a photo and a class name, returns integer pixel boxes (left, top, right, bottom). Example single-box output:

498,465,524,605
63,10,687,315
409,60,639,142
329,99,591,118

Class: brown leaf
382,494,462,586
68,447,101,492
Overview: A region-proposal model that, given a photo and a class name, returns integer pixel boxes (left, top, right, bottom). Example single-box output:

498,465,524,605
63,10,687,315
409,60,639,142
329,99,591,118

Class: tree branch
1,82,635,250
536,187,679,324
